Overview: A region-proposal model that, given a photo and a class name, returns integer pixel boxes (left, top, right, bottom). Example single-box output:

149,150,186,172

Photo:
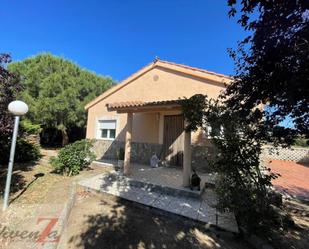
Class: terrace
79,160,238,233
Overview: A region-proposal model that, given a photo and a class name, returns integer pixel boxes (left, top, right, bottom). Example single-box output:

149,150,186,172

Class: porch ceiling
106,99,184,113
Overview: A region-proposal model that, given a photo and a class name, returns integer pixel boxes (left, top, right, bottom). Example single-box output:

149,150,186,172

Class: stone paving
95,159,217,190
79,171,238,233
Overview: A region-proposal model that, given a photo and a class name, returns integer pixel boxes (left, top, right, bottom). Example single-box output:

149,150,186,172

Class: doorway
163,114,184,166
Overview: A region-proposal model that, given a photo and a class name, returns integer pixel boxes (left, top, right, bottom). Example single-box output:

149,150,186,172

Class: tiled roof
157,59,232,79
106,99,184,110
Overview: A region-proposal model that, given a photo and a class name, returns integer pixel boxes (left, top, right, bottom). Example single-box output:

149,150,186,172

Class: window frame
96,119,117,141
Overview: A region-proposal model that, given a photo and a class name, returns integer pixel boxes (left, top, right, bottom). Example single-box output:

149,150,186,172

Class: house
85,59,231,186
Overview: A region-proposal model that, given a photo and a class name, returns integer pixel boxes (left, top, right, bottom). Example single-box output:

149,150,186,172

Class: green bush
15,139,41,163
50,139,96,176
20,119,42,135
0,136,41,165
293,137,308,147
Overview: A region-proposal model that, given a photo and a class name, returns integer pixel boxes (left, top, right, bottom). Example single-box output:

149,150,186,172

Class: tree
226,0,309,144
182,95,279,233
8,53,114,146
0,53,22,135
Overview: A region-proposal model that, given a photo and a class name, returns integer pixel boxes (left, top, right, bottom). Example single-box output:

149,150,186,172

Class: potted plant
116,148,125,171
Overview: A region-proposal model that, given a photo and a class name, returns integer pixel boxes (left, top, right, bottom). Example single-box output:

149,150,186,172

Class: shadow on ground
66,191,249,249
9,172,45,204
268,199,309,249
0,161,37,196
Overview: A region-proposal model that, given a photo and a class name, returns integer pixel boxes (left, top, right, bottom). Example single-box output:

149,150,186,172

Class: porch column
183,124,192,187
124,112,133,175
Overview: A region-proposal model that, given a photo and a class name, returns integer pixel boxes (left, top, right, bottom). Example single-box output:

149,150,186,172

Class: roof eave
107,104,183,113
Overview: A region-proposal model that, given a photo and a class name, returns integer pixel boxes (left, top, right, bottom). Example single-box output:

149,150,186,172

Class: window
98,120,116,140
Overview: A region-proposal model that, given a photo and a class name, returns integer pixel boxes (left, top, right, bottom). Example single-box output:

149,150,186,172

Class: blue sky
1,0,247,81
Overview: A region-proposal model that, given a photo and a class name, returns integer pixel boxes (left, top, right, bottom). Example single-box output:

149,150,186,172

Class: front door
163,114,184,167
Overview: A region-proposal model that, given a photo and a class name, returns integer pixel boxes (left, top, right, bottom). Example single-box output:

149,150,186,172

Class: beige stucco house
85,59,231,186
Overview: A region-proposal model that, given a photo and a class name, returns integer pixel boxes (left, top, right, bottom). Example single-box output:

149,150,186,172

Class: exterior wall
92,139,309,174
93,139,216,173
87,65,227,170
92,140,163,165
86,66,225,144
92,140,124,160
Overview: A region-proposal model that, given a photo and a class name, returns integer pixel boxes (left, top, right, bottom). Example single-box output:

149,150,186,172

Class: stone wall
261,146,309,163
92,140,215,172
92,140,163,164
92,140,125,160
131,142,163,165
191,145,217,173
93,140,309,174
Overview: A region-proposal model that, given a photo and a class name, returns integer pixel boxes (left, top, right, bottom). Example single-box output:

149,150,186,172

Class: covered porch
95,159,216,196
106,99,193,187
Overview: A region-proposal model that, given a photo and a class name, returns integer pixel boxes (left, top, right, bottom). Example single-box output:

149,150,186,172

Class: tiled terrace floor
79,165,238,233
268,159,309,201
95,159,217,191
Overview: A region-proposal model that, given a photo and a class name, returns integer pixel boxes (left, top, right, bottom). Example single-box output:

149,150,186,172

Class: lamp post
3,100,28,211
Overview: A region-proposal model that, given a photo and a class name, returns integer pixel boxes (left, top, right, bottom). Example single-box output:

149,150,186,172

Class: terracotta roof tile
106,99,184,110
107,101,144,109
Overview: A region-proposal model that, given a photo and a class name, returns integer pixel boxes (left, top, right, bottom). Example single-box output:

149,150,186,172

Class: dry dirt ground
0,149,111,248
268,199,309,249
61,189,251,249
0,150,309,249
265,160,309,249
0,149,251,249
0,149,110,206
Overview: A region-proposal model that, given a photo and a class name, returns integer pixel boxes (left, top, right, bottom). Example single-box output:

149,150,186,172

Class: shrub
49,139,95,176
15,138,42,163
293,137,308,147
0,135,41,165
20,119,42,135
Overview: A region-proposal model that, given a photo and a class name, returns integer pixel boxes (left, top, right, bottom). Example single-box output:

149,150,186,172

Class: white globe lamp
3,100,29,211
8,100,29,116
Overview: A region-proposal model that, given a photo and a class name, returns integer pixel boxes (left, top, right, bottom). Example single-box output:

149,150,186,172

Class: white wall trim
95,115,120,140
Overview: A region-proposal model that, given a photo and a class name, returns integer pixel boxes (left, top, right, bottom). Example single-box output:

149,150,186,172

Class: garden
0,0,308,248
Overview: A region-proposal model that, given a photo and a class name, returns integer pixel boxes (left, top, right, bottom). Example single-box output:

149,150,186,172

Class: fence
261,146,309,163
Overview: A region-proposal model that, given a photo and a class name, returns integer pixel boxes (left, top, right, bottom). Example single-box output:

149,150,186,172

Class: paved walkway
79,172,238,233
269,160,309,200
